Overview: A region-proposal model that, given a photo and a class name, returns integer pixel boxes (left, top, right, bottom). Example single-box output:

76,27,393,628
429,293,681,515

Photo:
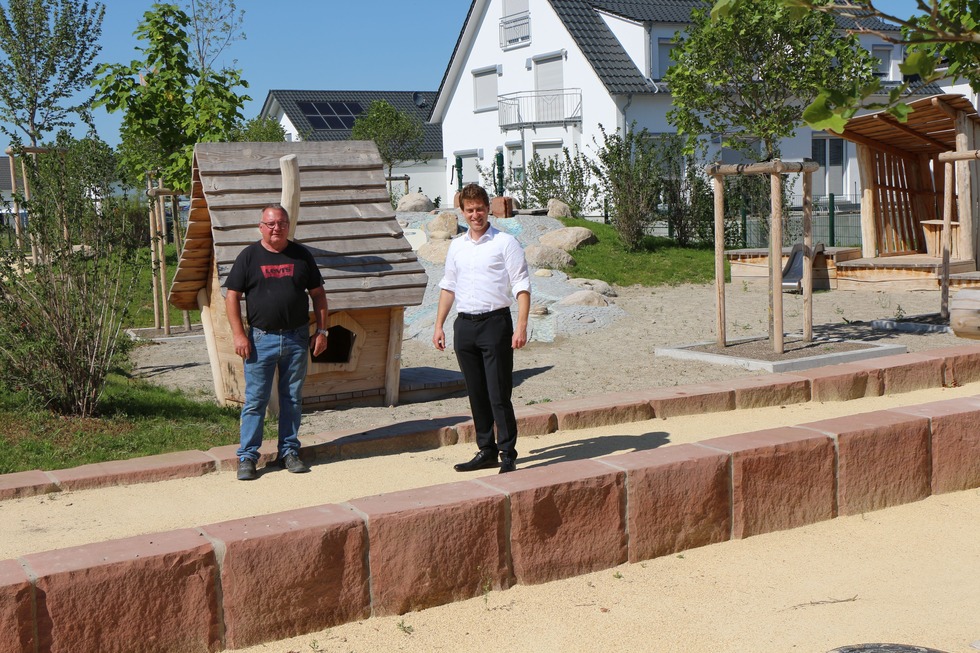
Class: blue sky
7,0,929,147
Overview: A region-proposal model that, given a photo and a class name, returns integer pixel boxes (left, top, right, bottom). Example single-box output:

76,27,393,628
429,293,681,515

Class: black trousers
453,310,518,459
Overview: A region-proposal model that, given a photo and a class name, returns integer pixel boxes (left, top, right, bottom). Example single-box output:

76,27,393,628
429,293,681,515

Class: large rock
397,192,435,213
525,244,575,269
547,199,573,218
539,226,597,252
567,277,617,297
424,211,461,236
558,290,609,307
418,239,452,264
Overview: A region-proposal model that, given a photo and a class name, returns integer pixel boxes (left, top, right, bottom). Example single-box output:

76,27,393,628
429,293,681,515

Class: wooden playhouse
167,141,429,409
831,93,980,289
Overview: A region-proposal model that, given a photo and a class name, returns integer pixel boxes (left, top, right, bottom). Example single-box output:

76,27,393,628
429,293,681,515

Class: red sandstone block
890,396,980,494
697,427,835,538
48,450,218,491
201,505,369,649
478,460,626,584
0,469,58,501
647,385,735,419
336,418,457,458
791,363,882,401
800,411,931,515
490,195,513,218
208,440,286,471
454,406,558,444
348,481,509,616
23,529,220,653
0,559,33,653
917,344,980,386
546,392,656,430
705,374,810,409
851,353,945,395
600,444,731,562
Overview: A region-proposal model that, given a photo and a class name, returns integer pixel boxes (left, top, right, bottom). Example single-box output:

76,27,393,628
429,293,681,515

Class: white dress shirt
439,224,530,314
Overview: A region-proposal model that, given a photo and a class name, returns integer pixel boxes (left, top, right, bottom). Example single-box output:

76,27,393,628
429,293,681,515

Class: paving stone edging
2,345,980,651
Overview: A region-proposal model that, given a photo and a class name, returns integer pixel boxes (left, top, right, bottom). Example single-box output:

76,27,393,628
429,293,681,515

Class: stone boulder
397,192,435,213
424,212,461,237
417,239,452,265
567,277,617,297
525,244,575,269
558,290,609,307
539,226,597,252
547,199,572,218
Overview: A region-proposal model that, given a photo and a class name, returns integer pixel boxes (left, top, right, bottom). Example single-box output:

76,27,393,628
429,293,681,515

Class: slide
781,242,825,292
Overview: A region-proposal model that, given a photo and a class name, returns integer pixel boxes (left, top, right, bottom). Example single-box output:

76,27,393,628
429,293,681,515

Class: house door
534,55,563,122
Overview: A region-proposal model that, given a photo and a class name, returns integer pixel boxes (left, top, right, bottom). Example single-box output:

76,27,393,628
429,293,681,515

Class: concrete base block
479,460,626,584
802,411,931,515
201,505,370,649
602,444,731,562
698,427,835,538
348,481,509,616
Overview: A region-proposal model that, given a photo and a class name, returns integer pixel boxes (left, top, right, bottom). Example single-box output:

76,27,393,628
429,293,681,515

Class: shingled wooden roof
832,94,979,157
168,141,428,312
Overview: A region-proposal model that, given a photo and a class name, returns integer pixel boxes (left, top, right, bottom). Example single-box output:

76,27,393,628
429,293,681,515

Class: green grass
0,370,243,475
559,218,728,285
0,220,723,475
128,243,202,328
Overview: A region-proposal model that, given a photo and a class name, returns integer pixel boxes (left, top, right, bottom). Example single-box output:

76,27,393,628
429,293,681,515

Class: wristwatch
316,328,329,337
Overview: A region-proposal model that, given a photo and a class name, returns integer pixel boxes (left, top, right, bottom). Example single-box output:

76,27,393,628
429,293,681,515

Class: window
811,136,845,198
473,66,500,112
500,0,530,48
507,144,524,181
534,55,563,122
533,141,563,162
296,101,363,131
657,38,675,80
872,45,892,78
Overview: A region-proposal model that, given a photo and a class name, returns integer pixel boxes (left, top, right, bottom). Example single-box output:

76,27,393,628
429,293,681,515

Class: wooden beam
384,307,404,406
832,127,927,160
874,113,950,151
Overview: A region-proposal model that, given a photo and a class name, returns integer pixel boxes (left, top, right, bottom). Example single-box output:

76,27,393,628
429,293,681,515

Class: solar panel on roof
299,101,365,131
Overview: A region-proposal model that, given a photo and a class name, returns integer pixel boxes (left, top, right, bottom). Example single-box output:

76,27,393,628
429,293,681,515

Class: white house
259,90,448,205
429,0,948,206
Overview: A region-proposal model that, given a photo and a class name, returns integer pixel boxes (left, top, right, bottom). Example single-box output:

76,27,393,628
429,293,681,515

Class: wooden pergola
707,160,819,354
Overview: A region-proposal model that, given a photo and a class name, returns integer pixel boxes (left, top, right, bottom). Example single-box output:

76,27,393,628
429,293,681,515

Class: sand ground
4,282,979,652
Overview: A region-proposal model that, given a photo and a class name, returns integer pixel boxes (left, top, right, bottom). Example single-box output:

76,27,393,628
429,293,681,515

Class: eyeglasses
260,221,289,231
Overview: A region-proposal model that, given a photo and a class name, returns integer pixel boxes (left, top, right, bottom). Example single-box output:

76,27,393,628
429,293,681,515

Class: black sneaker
279,453,310,474
237,458,257,481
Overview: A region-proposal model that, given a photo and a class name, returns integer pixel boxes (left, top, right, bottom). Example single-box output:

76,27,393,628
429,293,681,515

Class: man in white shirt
432,184,531,473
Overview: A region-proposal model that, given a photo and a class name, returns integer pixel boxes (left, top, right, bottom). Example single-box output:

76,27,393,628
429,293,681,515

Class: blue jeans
236,325,309,462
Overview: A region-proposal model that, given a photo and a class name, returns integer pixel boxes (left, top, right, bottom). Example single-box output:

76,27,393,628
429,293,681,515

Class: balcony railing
498,89,583,130
500,11,530,49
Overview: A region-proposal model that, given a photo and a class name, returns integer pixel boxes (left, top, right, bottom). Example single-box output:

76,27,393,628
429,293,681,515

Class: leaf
899,50,937,79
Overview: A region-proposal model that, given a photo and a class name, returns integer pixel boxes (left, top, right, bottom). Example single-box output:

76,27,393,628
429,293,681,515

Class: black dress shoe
499,457,517,474
454,449,499,472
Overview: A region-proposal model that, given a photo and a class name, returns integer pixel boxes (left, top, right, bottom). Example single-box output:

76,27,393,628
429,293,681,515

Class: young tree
0,0,105,146
227,115,286,142
94,3,248,192
713,0,980,130
667,0,878,160
588,123,662,252
351,100,428,195
0,133,142,416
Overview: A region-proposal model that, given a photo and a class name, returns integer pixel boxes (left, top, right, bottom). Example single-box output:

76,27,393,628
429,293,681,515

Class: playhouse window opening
312,325,356,364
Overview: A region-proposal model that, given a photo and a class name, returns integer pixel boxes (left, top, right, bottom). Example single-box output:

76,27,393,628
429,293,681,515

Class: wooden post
942,161,955,318
197,287,226,405
155,178,172,335
770,166,784,354
7,154,23,272
856,144,878,258
146,175,161,330
713,174,726,347
955,112,975,262
20,156,38,265
802,170,813,342
385,307,405,406
280,154,300,239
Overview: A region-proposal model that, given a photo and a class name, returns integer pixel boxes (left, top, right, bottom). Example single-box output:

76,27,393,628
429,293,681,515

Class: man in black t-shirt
225,204,329,481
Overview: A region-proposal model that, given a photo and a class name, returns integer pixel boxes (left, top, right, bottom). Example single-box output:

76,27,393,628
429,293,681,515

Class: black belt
253,325,307,334
457,307,510,321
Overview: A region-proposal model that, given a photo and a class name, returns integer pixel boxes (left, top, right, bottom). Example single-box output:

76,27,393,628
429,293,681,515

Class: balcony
499,11,530,49
497,89,583,130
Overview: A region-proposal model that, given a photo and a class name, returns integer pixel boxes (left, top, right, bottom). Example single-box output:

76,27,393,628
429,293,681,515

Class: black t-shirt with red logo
225,241,324,331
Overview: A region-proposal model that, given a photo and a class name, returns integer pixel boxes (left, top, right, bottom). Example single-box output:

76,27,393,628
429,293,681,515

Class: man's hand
432,325,446,351
233,332,251,360
512,325,528,350
312,332,328,356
